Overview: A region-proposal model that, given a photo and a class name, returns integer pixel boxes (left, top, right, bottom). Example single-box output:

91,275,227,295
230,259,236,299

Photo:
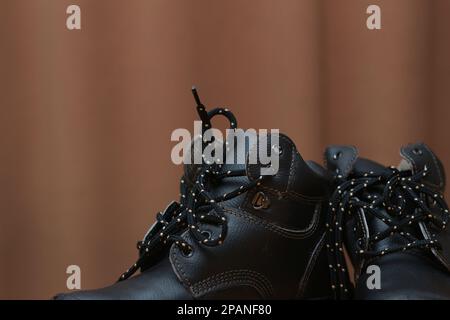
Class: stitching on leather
296,231,326,298
284,135,296,193
170,239,193,288
195,279,266,298
285,184,326,200
170,202,322,289
343,146,358,177
400,146,418,177
422,144,444,188
246,135,326,200
170,202,322,295
193,271,271,296
357,209,368,243
191,269,273,298
224,206,316,239
420,221,450,270
400,144,443,189
223,206,321,239
355,207,370,275
399,145,449,270
259,185,325,202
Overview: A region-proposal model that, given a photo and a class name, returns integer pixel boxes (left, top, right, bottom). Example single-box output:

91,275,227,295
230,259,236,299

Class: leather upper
55,133,333,300
324,143,450,300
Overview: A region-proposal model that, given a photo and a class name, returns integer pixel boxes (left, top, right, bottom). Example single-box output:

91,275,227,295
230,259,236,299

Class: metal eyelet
412,148,423,155
252,191,271,210
201,230,212,240
429,198,437,208
181,246,193,257
333,151,343,160
272,144,283,155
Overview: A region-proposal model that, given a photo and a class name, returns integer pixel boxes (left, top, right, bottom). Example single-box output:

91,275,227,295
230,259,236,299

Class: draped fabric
0,0,449,298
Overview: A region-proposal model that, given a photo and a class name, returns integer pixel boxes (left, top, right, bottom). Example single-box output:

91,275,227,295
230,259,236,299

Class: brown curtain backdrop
0,0,449,299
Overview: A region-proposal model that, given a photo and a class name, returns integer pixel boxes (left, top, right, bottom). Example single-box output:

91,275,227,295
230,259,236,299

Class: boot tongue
352,157,392,177
324,146,416,256
399,142,446,191
324,143,446,188
181,134,251,203
207,136,250,201
324,145,359,178
399,143,450,266
192,132,329,204
352,157,424,253
324,145,391,177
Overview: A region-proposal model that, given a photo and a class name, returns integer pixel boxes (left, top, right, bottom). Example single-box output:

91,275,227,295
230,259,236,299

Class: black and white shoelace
326,166,449,299
118,88,263,281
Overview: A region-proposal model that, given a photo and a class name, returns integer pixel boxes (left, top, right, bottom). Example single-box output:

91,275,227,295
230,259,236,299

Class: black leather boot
55,90,333,300
324,143,450,300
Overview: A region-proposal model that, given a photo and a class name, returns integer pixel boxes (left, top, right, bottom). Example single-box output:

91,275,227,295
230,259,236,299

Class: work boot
324,143,450,299
54,89,333,300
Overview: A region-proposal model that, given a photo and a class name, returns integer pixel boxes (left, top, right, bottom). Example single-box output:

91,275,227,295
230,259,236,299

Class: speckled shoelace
326,166,449,299
118,88,263,281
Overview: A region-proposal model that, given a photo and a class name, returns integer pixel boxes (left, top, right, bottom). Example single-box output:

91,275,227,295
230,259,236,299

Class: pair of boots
56,90,450,300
